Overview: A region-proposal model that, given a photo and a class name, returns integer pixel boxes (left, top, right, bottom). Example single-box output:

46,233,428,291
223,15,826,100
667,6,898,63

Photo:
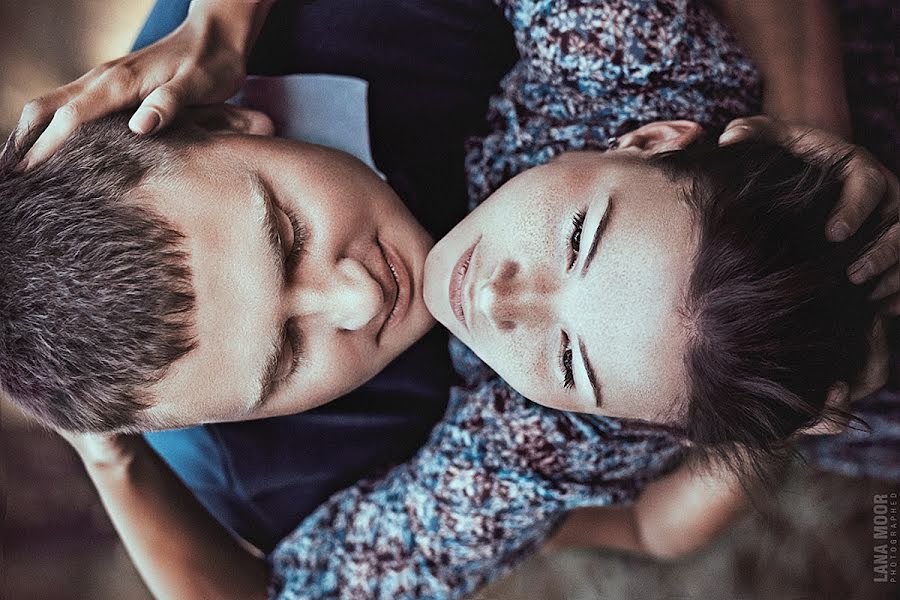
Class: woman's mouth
376,239,412,343
449,237,479,330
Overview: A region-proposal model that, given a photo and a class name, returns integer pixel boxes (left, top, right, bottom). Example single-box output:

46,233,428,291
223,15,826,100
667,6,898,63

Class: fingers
870,265,900,300
128,82,186,135
14,68,96,138
22,98,105,168
828,151,887,241
718,115,807,147
849,316,889,402
848,221,900,284
825,381,850,410
720,115,899,268
18,68,144,169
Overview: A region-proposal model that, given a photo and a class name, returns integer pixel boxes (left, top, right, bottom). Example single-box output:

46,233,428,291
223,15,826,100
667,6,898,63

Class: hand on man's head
13,1,259,172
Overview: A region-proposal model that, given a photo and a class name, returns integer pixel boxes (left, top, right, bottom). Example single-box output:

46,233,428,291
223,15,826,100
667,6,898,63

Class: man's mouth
449,237,479,330
376,239,412,343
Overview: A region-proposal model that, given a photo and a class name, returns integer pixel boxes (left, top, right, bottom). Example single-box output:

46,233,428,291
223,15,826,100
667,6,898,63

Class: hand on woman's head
719,116,899,312
720,116,898,412
426,119,888,485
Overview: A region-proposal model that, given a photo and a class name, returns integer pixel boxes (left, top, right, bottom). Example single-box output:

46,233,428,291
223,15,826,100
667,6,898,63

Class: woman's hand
15,0,272,170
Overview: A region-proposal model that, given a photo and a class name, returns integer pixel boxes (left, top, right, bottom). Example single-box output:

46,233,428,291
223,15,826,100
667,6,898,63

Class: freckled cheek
484,203,559,260
482,333,549,398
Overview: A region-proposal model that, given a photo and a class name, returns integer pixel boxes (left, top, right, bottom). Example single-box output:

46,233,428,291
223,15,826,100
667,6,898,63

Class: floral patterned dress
268,1,760,598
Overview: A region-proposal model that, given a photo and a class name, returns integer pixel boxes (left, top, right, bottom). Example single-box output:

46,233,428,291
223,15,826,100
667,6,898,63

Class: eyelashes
567,209,586,269
283,207,308,276
560,209,585,391
271,318,303,395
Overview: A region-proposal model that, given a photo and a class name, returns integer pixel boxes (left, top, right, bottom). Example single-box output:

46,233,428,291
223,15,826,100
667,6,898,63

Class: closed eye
269,194,308,282
256,318,303,412
281,205,307,277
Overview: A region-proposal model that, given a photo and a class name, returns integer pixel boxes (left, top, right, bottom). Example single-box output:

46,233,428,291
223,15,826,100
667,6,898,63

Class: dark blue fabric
138,0,517,552
131,0,189,51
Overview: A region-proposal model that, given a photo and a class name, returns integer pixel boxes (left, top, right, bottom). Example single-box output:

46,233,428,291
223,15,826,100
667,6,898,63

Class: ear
182,104,275,137
618,120,704,155
795,382,852,436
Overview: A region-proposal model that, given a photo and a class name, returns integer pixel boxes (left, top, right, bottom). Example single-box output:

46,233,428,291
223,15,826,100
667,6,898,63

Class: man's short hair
0,114,198,432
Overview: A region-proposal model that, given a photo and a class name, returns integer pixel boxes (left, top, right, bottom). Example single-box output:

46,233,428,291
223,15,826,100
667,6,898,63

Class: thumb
128,82,187,134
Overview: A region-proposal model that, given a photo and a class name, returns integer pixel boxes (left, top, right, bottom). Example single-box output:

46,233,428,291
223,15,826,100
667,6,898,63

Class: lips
375,239,412,344
449,237,479,330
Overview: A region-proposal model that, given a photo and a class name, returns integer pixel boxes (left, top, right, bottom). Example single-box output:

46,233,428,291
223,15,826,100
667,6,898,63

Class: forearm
82,440,268,600
187,0,274,60
629,458,748,559
547,505,644,554
551,459,748,559
711,0,850,137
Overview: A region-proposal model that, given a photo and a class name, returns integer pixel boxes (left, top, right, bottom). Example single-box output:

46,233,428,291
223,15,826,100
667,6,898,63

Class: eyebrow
578,335,602,407
580,197,613,277
250,172,286,279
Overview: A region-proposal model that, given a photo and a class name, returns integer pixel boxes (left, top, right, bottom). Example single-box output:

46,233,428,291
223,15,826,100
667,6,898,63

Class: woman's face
140,134,435,426
424,148,698,422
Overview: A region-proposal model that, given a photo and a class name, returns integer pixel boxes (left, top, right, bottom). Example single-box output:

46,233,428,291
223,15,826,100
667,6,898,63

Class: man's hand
720,116,898,409
15,1,272,170
720,116,900,314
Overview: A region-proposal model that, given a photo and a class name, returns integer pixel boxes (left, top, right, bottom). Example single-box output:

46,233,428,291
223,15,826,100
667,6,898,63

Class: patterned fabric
269,342,683,599
268,1,760,598
465,0,760,207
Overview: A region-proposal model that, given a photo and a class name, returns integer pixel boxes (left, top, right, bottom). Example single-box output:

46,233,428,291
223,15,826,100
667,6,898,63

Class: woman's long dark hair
652,139,888,483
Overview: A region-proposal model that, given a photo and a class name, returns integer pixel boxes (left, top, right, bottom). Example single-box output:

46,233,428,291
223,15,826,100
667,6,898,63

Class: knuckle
108,63,138,87
727,117,751,128
96,59,118,73
861,166,886,189
55,102,81,126
152,85,181,110
21,98,49,124
727,116,767,132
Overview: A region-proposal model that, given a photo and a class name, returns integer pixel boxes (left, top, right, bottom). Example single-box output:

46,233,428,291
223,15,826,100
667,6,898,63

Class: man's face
139,134,435,426
424,149,697,422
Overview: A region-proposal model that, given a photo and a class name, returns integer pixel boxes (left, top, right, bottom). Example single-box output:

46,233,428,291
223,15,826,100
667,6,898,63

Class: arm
710,0,851,137
548,455,747,559
67,433,269,600
66,382,684,600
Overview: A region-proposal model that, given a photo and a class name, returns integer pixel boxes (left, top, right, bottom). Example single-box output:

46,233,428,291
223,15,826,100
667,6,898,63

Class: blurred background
1,5,156,598
1,2,898,599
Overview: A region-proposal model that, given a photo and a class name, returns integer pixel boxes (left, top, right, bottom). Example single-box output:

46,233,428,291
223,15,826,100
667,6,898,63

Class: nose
473,260,555,331
292,257,384,331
